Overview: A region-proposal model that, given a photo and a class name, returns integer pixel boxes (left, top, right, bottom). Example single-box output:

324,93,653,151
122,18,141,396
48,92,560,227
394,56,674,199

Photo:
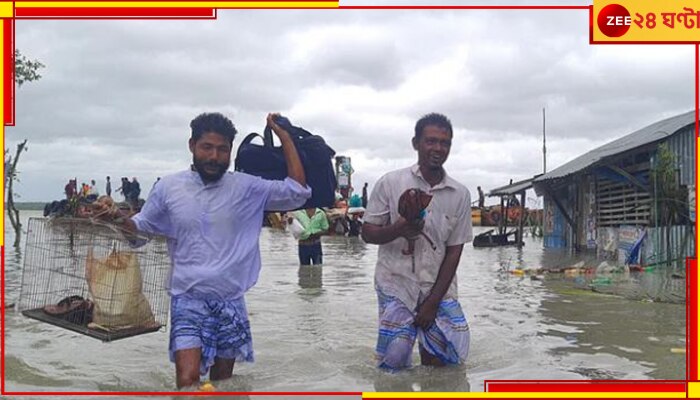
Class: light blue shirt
133,169,311,299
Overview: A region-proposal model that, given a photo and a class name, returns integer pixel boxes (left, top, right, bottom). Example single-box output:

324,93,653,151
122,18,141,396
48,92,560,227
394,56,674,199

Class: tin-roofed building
532,110,696,269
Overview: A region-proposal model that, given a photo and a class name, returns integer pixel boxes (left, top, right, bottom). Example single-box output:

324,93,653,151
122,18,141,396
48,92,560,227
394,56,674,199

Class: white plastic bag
289,217,305,240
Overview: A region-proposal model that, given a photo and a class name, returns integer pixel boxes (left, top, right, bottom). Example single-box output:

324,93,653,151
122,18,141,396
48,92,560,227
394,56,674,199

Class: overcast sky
7,6,696,206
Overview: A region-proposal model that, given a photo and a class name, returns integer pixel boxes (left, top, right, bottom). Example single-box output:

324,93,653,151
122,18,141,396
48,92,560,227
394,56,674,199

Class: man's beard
193,156,229,183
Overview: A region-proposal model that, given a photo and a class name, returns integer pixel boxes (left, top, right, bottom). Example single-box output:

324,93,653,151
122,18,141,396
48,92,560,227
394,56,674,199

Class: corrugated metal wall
644,225,695,270
666,126,695,186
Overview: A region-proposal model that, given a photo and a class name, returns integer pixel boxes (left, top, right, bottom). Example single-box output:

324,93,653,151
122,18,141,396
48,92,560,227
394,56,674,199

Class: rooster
398,188,436,256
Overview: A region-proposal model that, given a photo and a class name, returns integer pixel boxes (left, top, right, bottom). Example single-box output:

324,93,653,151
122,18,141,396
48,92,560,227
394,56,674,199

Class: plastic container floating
591,277,612,285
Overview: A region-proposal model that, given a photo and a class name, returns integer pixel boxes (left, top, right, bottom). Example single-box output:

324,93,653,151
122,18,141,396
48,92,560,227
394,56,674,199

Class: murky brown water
3,211,686,396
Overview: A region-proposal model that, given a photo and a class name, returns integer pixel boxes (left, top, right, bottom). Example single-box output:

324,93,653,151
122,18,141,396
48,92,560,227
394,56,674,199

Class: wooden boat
472,229,523,248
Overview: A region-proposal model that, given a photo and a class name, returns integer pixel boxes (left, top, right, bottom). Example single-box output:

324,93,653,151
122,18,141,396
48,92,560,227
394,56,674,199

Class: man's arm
94,181,172,240
414,244,464,330
361,218,423,245
267,113,306,187
90,202,141,240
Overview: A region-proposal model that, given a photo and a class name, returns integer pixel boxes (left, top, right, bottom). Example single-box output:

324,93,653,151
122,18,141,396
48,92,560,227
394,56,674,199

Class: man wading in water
362,113,472,370
95,112,310,389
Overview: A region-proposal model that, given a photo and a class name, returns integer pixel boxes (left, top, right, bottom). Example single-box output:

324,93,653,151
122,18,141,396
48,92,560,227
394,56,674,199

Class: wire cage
18,217,171,341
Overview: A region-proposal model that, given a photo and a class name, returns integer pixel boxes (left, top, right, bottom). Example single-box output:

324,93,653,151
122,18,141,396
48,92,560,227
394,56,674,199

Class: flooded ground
3,211,686,396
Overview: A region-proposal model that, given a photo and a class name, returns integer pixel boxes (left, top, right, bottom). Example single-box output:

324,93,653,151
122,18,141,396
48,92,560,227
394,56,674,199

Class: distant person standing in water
106,176,112,197
292,207,329,265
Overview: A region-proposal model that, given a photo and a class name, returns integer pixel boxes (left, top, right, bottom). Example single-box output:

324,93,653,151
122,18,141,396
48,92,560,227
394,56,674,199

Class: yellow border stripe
0,2,12,17
16,1,338,8
0,20,4,247
689,382,700,398
362,392,687,399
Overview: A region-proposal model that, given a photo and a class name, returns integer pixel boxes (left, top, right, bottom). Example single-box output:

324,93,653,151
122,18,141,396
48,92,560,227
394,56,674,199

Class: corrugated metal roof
488,177,538,196
534,110,697,183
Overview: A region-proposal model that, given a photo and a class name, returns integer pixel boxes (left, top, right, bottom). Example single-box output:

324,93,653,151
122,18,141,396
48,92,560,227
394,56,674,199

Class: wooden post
518,191,526,247
499,195,505,235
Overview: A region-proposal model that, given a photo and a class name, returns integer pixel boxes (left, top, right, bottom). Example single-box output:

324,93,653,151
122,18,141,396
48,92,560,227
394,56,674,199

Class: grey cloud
8,9,695,202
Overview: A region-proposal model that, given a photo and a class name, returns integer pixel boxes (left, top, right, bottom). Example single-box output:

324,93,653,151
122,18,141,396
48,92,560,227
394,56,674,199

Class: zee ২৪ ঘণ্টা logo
597,3,632,37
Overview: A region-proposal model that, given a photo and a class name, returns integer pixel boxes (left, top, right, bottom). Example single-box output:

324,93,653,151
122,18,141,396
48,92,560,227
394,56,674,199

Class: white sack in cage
86,248,157,330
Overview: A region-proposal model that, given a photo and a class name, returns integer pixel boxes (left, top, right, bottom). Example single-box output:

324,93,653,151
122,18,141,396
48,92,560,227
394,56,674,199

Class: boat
472,229,522,248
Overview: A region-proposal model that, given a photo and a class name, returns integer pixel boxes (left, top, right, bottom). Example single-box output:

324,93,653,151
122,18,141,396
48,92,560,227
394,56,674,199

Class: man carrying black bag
235,115,336,209
93,112,311,390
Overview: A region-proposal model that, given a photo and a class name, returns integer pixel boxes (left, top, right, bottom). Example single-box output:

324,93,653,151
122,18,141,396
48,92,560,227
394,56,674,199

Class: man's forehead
198,131,230,143
421,125,451,137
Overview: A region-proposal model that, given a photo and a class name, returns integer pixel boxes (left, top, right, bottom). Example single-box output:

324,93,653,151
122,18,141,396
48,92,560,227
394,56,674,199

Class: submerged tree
5,50,44,247
5,140,27,247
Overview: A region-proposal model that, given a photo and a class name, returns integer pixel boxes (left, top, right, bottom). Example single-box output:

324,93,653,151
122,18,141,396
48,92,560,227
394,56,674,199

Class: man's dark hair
414,113,453,140
190,112,238,145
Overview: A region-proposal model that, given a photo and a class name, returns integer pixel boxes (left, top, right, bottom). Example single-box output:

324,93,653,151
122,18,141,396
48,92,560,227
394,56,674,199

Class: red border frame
1,2,697,398
15,7,218,18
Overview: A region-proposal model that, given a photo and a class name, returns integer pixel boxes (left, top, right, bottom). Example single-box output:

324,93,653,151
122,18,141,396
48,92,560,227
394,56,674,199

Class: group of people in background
64,179,100,203
115,177,142,209
63,176,148,210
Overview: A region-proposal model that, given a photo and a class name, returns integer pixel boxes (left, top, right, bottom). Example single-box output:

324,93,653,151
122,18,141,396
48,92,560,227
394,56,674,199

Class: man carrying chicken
361,113,472,370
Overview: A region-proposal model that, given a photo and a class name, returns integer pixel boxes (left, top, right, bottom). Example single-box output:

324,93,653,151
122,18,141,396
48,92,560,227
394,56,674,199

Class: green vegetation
8,202,47,211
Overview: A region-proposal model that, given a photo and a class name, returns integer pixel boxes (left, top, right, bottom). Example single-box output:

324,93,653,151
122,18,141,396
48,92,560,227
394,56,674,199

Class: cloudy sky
7,5,696,206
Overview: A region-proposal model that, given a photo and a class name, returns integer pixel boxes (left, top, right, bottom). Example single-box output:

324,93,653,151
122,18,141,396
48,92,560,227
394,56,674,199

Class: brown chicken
398,188,436,255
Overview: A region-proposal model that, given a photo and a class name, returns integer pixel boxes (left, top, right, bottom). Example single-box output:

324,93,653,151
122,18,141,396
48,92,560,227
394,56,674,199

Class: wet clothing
364,164,473,309
293,208,328,266
133,169,311,298
375,287,470,370
298,241,323,265
292,208,329,241
169,291,254,375
134,168,310,372
365,164,472,369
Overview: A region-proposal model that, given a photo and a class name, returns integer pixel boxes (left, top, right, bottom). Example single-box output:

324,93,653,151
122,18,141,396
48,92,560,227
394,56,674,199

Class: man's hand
414,296,440,330
394,216,424,240
89,196,120,222
266,112,306,187
267,113,291,139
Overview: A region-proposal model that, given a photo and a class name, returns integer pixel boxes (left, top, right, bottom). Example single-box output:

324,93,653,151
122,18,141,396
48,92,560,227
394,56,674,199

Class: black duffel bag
234,115,337,210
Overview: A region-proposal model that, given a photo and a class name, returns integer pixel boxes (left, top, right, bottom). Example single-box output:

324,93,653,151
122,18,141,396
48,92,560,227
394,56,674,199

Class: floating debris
670,348,686,354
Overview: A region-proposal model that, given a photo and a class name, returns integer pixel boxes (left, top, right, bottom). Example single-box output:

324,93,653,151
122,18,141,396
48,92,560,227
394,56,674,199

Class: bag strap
235,132,268,166
263,126,276,148
264,116,313,145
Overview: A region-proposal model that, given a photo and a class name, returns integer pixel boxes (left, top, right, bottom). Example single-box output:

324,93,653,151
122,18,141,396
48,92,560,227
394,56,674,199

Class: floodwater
3,211,686,398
